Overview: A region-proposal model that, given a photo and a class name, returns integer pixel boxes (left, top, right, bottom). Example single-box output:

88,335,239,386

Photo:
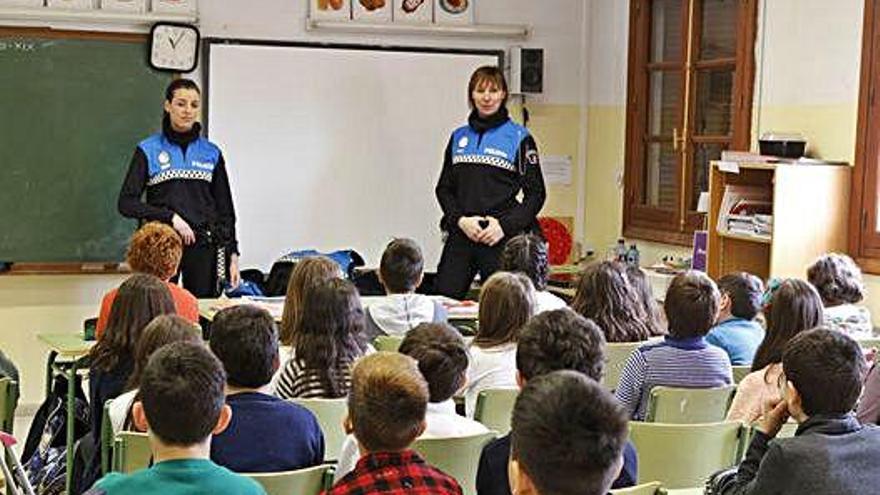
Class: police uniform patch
526,148,539,166
458,136,469,149
158,151,171,170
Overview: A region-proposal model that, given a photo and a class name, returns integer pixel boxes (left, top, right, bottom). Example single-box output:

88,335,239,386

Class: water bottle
615,239,627,262
626,244,640,267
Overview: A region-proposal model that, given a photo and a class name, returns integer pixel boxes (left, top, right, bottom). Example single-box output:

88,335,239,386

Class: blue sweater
706,317,764,365
211,392,324,473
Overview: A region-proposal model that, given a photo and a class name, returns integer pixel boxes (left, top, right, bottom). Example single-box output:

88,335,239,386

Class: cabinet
707,161,851,280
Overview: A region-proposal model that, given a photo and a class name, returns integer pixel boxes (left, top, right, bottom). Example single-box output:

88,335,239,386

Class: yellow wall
756,104,860,164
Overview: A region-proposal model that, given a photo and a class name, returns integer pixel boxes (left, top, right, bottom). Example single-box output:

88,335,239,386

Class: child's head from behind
347,352,429,453
280,256,343,346
128,314,201,390
379,238,424,294
807,253,866,307
91,273,175,372
571,261,651,342
516,309,606,382
663,271,719,339
782,327,866,418
399,323,469,403
752,279,824,371
476,271,536,348
499,233,550,291
134,341,229,447
126,222,183,281
210,305,279,389
509,370,628,495
717,272,765,321
624,265,664,335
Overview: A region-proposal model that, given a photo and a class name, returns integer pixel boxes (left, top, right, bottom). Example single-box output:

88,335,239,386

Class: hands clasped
458,216,505,246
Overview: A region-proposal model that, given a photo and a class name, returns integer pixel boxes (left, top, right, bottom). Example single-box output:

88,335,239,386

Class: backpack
263,249,365,296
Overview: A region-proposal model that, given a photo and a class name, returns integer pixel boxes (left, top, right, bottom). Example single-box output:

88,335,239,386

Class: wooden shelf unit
707,161,851,281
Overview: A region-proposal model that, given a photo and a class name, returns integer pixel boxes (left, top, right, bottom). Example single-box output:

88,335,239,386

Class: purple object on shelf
692,230,708,272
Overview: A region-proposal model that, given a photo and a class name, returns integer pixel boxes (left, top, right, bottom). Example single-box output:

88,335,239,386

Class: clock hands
168,32,186,49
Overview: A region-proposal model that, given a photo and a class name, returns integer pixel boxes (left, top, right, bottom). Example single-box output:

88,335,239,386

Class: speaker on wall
509,46,543,94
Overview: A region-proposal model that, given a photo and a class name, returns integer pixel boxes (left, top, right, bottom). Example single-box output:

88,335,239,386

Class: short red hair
126,222,183,280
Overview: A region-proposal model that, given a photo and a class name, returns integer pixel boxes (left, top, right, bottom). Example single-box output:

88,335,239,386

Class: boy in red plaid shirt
324,352,462,495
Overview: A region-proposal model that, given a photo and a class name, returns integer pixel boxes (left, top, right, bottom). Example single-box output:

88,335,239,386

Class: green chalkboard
0,33,171,262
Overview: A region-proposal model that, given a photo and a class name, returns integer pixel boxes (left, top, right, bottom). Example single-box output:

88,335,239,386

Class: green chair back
100,400,114,474
610,481,662,495
629,421,745,489
0,378,19,434
245,464,333,495
112,431,152,474
373,335,404,352
290,398,348,462
473,388,518,435
732,365,751,384
645,385,737,424
603,342,645,391
412,431,497,495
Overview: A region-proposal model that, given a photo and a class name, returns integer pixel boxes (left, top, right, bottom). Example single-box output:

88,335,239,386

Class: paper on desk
717,161,740,174
542,155,572,185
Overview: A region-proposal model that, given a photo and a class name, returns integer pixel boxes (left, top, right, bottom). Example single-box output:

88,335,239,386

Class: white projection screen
206,41,500,270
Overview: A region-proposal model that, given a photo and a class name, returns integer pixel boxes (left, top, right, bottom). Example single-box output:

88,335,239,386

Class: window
623,0,757,245
851,0,880,271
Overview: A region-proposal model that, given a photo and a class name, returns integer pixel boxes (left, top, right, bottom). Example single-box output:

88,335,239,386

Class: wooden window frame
623,0,758,246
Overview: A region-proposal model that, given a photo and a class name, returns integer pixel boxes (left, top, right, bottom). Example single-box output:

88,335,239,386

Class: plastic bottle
626,244,640,267
615,239,627,262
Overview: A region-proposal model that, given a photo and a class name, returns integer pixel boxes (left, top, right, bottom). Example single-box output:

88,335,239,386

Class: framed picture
392,0,432,24
310,0,351,21
433,0,473,25
353,0,391,22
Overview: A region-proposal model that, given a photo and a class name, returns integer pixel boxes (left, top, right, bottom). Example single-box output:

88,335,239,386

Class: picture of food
317,0,344,10
440,0,467,14
359,0,386,11
402,0,424,13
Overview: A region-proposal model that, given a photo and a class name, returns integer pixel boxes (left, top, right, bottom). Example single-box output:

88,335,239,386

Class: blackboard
0,31,171,263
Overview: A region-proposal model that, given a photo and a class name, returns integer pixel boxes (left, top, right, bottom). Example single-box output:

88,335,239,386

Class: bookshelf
707,161,851,281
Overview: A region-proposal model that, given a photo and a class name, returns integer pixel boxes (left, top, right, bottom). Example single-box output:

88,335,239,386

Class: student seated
463,271,535,416
498,233,567,314
87,342,265,494
108,314,201,434
808,253,873,338
364,238,447,339
209,305,324,472
615,271,732,420
722,328,880,494
571,261,653,342
326,352,462,495
279,256,343,351
706,272,765,365
727,279,823,423
624,264,666,336
477,309,637,495
335,322,487,480
96,222,199,339
508,370,629,495
275,278,370,399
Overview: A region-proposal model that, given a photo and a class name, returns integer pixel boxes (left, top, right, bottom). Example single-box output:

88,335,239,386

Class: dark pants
435,231,505,300
176,243,225,298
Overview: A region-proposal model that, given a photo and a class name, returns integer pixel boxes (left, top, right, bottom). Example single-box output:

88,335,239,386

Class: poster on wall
310,0,352,20
353,0,392,22
392,0,432,24
433,0,473,24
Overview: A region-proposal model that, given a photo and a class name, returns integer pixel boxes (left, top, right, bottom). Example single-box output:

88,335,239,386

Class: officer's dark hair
468,66,508,109
380,238,424,293
165,78,200,102
210,304,279,389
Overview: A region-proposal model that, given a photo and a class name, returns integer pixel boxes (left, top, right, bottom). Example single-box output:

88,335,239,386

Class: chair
245,464,334,495
628,421,745,489
373,335,404,352
644,385,737,423
603,341,645,391
0,378,19,434
610,481,662,495
473,388,518,435
290,398,348,462
412,431,497,495
112,431,151,474
732,365,751,384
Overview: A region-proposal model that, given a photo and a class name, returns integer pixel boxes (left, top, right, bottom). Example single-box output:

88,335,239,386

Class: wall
0,0,589,408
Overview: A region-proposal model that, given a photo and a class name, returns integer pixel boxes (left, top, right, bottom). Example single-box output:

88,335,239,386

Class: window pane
694,69,734,136
644,142,678,208
700,0,738,59
650,0,684,63
691,143,727,210
648,71,682,137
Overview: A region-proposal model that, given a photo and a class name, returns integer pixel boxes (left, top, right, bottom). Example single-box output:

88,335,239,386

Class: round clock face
150,23,199,72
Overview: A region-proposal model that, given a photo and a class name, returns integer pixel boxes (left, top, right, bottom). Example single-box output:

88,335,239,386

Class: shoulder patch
526,148,539,165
